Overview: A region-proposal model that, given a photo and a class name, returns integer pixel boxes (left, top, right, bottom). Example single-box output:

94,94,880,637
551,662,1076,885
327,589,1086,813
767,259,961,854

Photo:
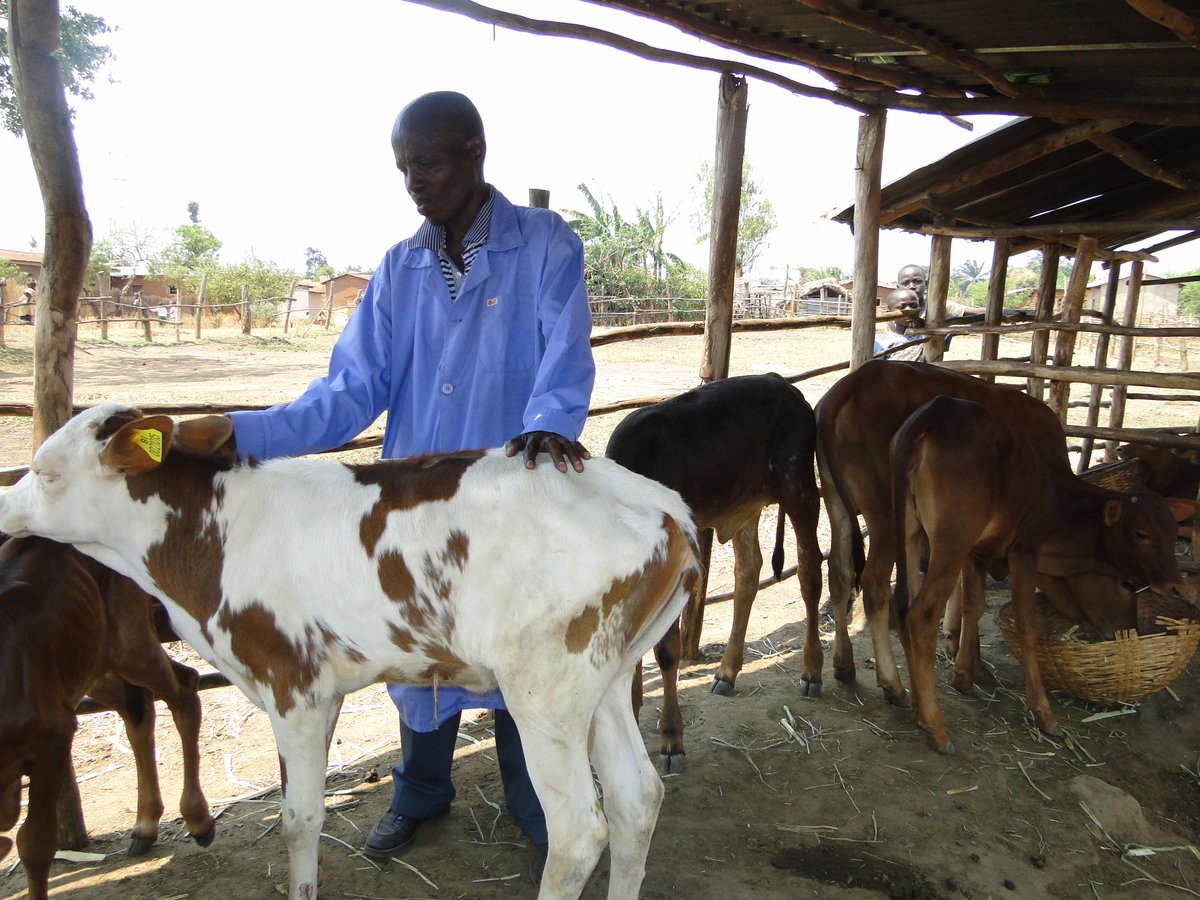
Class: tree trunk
10,0,92,449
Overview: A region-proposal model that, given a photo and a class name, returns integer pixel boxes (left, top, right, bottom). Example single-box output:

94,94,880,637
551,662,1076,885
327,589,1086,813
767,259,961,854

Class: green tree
692,159,777,277
952,259,988,298
153,203,221,275
0,0,113,135
566,183,691,298
1173,269,1200,316
796,265,847,283
305,246,334,279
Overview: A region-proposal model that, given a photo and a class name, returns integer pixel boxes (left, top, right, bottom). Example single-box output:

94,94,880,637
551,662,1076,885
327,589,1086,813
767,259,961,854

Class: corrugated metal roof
587,1,1200,121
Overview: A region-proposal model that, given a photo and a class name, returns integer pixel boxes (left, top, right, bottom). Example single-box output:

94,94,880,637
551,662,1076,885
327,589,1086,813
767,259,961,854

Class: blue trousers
389,708,548,845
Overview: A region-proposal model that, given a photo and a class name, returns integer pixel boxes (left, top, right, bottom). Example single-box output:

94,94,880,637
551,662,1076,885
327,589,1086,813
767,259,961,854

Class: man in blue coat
227,90,595,881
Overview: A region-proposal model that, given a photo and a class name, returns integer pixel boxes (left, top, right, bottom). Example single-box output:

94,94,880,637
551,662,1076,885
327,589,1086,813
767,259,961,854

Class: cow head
0,404,234,549
1036,571,1139,635
1098,492,1196,603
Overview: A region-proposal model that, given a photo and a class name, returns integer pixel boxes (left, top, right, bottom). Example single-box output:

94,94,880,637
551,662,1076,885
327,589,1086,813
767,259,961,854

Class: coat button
441,383,454,395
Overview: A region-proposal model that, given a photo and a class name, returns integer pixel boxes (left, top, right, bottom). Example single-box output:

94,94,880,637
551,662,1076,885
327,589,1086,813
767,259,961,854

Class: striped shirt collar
407,184,494,255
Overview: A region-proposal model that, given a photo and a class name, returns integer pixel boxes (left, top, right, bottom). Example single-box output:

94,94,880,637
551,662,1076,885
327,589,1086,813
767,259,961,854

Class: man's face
897,267,926,297
392,128,483,227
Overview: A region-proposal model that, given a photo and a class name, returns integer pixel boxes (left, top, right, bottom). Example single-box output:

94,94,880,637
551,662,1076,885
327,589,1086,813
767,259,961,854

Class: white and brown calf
0,404,701,900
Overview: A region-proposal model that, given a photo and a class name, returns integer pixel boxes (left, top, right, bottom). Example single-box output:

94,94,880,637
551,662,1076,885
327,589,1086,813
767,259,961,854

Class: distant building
0,249,43,322
1083,272,1183,323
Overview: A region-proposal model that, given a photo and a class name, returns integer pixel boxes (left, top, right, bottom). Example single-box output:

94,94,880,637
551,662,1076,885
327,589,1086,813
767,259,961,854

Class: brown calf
891,396,1194,752
606,374,825,772
0,537,215,900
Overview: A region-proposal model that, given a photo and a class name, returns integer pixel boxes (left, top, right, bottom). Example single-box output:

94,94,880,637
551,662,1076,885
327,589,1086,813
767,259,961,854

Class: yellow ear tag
129,427,164,463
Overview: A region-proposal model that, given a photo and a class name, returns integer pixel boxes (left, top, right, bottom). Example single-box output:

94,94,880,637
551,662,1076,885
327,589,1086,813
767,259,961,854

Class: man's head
883,288,922,334
896,265,926,300
391,91,487,229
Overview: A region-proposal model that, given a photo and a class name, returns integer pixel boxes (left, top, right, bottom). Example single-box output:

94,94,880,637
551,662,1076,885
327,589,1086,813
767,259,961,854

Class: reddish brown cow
0,537,215,900
606,374,825,773
815,360,1191,717
1117,441,1200,501
891,396,1195,752
816,361,1069,708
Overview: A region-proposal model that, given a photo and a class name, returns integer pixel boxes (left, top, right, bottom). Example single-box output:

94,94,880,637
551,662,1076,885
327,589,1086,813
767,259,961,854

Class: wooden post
1047,236,1098,422
528,188,550,209
1076,263,1123,471
194,271,207,340
241,283,251,336
980,237,1010,380
1027,244,1060,399
140,296,152,342
1106,260,1144,460
850,107,886,369
324,281,334,330
101,294,111,341
279,278,296,334
699,72,748,386
684,72,748,663
923,231,952,362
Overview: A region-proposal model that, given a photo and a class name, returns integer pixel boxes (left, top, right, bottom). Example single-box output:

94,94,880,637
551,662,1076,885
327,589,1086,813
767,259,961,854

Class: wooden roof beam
791,0,1028,98
402,0,873,112
918,219,1199,238
1125,0,1200,46
877,120,1127,220
577,0,968,97
884,92,1200,126
1087,131,1200,190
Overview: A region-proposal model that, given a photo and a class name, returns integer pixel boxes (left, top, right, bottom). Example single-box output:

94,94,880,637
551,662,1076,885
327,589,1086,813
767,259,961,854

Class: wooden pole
528,188,550,209
241,283,251,336
1027,244,1060,399
101,294,110,341
140,295,152,342
194,271,207,340
1047,236,1098,422
980,237,1010,380
1106,260,1145,459
280,278,296,334
850,107,886,369
699,72,747,385
1077,263,1122,471
923,231,952,362
324,281,334,330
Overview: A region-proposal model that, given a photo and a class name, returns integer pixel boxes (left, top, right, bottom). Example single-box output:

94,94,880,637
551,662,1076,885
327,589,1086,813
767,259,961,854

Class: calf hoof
192,823,217,848
799,677,822,698
659,750,685,775
951,672,974,695
933,738,956,755
1039,721,1064,739
882,685,911,709
710,676,735,696
127,831,158,857
833,663,856,684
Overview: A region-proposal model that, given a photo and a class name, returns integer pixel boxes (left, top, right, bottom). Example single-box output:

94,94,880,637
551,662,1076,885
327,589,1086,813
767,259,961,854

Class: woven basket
995,594,1200,704
1077,458,1143,492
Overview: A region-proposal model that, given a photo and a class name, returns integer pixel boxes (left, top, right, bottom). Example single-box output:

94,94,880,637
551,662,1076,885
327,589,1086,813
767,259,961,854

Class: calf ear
173,415,236,460
99,415,176,475
1166,498,1198,523
1102,499,1124,526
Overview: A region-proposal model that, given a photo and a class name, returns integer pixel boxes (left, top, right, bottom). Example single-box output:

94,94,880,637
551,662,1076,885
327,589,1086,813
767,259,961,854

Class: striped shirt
407,186,495,301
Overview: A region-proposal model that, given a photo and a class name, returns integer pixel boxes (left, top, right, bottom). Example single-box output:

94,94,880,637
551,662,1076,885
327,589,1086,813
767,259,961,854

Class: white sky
3,0,1196,281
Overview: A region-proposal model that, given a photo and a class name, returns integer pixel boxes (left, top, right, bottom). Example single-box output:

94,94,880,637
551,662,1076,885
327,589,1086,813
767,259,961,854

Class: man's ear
99,415,176,475
467,134,485,164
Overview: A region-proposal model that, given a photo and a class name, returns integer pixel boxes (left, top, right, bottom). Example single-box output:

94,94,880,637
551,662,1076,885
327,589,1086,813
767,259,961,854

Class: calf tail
850,516,866,593
890,401,940,616
772,506,785,581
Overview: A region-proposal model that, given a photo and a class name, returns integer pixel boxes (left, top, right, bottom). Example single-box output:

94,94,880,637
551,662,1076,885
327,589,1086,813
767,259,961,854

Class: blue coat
229,188,595,729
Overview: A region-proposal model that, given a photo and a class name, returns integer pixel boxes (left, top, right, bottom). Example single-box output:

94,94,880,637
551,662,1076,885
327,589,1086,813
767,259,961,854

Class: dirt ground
0,324,1197,900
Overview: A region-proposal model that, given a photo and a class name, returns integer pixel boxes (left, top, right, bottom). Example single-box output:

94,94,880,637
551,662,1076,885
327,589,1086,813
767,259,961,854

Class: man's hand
505,431,591,473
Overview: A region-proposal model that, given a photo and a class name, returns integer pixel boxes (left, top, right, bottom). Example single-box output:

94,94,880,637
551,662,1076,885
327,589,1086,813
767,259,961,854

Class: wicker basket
995,594,1200,704
1077,458,1144,492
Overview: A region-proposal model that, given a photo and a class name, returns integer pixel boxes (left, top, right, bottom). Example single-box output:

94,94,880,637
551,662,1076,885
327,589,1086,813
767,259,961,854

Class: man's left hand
505,431,591,473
